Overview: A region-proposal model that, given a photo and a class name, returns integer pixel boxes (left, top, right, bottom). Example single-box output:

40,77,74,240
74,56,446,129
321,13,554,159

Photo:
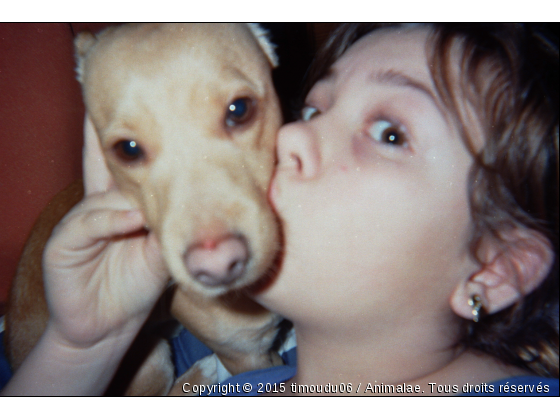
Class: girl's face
258,27,480,332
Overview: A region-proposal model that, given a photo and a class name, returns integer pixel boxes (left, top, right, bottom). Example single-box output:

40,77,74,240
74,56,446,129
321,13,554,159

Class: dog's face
76,24,282,296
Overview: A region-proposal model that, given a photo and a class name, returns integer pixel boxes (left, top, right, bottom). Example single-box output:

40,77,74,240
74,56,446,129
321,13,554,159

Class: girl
2,23,558,396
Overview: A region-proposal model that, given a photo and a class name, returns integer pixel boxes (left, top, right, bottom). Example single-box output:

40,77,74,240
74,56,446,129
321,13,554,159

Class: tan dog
5,23,283,395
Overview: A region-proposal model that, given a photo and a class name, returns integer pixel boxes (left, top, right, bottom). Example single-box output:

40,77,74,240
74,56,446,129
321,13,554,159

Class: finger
83,114,114,196
49,187,149,252
52,202,146,252
73,188,139,214
80,208,145,242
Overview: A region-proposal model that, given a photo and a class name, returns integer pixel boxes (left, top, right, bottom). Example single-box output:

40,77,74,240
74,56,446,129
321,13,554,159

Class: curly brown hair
304,23,559,377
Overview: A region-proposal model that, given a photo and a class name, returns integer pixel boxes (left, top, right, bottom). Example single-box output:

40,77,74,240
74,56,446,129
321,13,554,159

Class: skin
257,26,527,394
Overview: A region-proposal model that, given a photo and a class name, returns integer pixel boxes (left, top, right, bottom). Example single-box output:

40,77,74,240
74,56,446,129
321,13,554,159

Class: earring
468,295,484,322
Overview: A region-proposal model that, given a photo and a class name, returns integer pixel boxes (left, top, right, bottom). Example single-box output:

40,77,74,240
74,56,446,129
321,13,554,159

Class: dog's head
75,23,282,296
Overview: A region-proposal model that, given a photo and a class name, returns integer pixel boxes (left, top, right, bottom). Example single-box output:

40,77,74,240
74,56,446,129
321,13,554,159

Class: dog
5,23,284,395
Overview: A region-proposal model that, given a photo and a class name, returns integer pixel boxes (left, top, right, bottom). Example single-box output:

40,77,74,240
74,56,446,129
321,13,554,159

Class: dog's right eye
113,139,145,162
225,97,255,128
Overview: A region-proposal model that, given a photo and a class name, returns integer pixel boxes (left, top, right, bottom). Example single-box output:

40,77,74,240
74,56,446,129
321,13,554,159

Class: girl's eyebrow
369,69,445,116
319,67,443,115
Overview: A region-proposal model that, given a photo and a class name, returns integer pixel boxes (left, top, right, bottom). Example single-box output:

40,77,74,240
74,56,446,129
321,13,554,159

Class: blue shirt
171,328,558,396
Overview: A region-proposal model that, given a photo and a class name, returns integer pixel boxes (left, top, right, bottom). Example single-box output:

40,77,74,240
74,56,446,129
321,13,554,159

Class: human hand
42,115,169,350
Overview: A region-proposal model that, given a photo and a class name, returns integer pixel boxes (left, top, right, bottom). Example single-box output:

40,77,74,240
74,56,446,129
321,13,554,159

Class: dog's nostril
228,259,245,279
184,235,249,287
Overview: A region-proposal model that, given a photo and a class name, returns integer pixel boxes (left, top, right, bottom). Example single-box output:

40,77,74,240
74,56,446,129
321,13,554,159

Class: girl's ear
451,226,554,320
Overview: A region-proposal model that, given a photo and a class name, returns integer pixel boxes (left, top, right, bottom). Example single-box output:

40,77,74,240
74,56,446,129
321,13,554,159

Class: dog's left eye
225,97,254,127
113,139,145,162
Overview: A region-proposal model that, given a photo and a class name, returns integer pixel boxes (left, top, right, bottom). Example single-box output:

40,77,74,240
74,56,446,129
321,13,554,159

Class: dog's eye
225,97,254,127
113,139,145,162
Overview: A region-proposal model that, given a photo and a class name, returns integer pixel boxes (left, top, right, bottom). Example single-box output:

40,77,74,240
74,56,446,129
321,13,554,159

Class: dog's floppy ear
82,115,115,195
246,23,278,68
74,32,98,83
74,33,114,195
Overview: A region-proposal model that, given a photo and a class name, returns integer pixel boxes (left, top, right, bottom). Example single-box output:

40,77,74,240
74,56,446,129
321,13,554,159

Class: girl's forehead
310,26,437,104
335,26,432,78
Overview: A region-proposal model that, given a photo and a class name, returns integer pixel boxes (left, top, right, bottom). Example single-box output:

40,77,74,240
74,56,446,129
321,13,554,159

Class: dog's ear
74,32,98,83
246,23,278,68
82,114,115,195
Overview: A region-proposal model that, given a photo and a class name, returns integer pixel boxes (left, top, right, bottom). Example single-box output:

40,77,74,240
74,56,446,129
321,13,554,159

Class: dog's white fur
75,23,282,296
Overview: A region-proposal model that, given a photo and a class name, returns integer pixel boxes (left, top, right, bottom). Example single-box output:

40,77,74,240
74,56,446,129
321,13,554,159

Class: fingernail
126,210,142,219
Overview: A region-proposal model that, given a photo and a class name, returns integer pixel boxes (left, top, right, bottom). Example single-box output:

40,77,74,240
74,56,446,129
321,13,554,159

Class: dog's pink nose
184,235,249,287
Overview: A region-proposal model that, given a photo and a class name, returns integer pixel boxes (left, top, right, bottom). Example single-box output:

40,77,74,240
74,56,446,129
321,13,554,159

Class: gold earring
468,295,484,322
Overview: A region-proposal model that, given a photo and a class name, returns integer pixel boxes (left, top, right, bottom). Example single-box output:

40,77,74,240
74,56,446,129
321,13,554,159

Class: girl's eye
367,120,407,147
226,97,254,127
301,106,320,121
114,139,145,162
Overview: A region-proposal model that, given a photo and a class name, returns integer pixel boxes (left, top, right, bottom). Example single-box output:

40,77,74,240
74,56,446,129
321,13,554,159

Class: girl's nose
276,121,320,179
